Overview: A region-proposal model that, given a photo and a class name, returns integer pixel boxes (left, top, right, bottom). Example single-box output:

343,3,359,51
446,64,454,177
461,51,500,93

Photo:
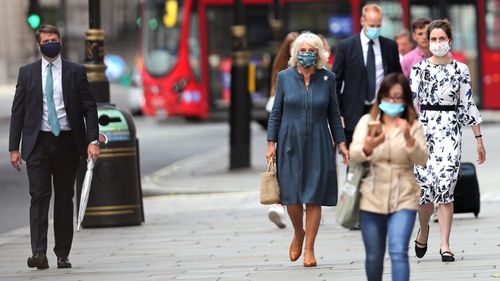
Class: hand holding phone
364,120,385,156
368,120,382,136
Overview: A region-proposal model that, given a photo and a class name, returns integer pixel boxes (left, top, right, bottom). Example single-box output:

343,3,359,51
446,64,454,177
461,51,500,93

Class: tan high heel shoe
303,251,317,267
289,230,305,262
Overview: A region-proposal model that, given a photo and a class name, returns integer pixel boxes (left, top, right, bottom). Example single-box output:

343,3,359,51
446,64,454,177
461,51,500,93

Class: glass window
205,5,273,108
143,0,183,77
189,9,201,82
486,0,500,49
449,5,477,56
284,1,351,49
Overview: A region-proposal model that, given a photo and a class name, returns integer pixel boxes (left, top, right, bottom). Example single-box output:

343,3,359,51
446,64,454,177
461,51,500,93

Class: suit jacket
332,34,402,131
9,59,98,160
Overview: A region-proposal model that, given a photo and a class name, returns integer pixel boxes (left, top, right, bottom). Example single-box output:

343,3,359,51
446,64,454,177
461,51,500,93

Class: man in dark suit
332,3,402,146
9,25,100,269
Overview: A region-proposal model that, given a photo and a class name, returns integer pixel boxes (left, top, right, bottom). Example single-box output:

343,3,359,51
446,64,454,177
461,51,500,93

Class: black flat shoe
57,256,72,268
414,225,429,258
27,252,49,269
440,249,455,262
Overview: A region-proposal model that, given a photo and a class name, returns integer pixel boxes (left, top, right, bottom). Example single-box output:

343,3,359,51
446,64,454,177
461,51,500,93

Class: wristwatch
90,140,99,145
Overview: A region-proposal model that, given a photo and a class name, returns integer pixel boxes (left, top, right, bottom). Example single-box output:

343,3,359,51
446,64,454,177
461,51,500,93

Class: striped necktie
45,63,60,136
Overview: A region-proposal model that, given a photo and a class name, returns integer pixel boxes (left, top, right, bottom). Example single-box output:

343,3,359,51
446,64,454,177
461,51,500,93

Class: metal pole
230,0,251,169
89,0,101,28
84,0,109,103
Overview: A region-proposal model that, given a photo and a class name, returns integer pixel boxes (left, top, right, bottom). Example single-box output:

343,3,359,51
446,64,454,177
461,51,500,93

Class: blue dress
267,67,346,206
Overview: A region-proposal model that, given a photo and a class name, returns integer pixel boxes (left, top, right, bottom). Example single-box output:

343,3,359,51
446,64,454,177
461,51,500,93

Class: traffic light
27,0,42,30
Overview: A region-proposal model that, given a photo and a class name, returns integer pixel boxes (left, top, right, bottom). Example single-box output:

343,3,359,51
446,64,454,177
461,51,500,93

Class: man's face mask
40,41,62,58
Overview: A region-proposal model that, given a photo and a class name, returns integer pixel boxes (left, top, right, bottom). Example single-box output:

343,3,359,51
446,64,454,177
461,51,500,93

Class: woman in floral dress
409,19,486,262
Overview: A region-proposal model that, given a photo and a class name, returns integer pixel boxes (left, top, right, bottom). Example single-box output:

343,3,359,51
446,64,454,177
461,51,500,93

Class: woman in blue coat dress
266,32,350,267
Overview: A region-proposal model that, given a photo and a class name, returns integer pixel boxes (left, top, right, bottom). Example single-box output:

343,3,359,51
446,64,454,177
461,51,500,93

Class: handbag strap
267,159,277,174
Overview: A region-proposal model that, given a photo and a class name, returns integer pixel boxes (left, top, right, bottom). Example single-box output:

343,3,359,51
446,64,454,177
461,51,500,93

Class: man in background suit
332,3,402,146
9,25,100,269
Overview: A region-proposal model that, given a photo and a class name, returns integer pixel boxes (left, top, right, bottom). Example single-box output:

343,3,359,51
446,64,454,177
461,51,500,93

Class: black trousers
344,104,374,148
26,131,79,257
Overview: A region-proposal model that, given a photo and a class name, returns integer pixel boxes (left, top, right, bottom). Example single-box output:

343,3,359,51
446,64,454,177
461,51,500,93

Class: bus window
189,5,201,82
448,4,479,103
409,4,439,20
143,0,183,77
486,0,500,49
284,1,351,49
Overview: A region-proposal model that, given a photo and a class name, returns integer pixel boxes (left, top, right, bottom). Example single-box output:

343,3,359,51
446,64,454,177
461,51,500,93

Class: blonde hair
289,31,329,70
362,3,383,18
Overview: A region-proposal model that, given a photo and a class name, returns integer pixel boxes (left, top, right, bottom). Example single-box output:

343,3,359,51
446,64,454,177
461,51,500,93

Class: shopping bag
260,159,280,205
336,161,369,229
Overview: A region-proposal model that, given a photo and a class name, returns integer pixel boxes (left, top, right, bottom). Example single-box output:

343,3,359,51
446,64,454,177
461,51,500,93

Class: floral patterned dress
409,59,482,204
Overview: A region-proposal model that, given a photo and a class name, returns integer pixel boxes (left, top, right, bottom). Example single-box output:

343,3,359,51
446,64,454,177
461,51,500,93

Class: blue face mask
378,101,405,117
297,52,317,69
365,27,381,41
40,41,62,58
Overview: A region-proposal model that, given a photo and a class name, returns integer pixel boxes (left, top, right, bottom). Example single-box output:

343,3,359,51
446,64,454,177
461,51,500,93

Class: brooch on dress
323,75,328,81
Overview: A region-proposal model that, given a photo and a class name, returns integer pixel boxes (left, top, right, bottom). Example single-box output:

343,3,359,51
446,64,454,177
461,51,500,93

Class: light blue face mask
365,27,381,41
297,52,317,69
378,101,405,117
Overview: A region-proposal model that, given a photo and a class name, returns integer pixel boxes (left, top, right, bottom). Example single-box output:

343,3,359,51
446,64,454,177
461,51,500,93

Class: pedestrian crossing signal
27,0,42,30
27,13,41,30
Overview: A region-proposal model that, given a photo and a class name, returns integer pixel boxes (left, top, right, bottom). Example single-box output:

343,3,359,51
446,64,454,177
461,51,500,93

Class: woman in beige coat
350,73,428,281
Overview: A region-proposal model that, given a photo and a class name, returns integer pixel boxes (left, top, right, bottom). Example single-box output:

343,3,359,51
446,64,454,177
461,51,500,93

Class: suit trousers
27,131,79,257
344,104,374,148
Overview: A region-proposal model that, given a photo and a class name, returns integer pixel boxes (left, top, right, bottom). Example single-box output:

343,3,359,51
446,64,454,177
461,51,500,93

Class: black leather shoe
414,225,429,258
440,249,455,262
57,257,72,268
27,252,49,269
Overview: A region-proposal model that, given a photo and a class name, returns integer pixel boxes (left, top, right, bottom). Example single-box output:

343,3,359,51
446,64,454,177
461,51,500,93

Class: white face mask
429,41,451,57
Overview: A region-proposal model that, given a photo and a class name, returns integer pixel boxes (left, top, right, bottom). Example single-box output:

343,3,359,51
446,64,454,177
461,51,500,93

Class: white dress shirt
360,31,384,104
41,56,71,132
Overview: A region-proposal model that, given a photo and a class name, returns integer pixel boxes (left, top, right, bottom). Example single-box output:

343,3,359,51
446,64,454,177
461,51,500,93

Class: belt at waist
39,130,72,137
420,104,457,111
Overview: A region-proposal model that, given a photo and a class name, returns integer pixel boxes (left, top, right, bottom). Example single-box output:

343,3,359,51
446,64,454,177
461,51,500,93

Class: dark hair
35,24,61,43
270,32,298,96
370,73,417,124
411,18,431,33
426,19,453,41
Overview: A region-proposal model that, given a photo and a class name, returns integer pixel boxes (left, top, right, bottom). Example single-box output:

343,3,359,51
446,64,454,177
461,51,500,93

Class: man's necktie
45,63,60,136
366,40,376,102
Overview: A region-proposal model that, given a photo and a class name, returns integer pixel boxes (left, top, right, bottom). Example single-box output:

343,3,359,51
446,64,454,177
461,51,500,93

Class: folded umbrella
77,158,95,232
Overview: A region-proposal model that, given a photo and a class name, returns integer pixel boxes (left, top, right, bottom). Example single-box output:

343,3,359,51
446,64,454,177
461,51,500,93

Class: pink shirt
401,47,431,77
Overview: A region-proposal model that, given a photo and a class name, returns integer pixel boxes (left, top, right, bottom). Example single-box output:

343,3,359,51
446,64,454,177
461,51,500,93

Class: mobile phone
368,120,382,136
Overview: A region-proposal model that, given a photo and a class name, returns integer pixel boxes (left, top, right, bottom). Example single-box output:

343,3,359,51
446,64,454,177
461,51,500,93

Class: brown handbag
260,159,280,205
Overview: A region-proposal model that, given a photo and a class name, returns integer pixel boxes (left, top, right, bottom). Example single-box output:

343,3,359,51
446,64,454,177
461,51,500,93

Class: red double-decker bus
138,0,500,123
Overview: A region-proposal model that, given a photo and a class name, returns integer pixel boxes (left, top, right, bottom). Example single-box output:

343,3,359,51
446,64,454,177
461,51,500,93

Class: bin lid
98,109,131,142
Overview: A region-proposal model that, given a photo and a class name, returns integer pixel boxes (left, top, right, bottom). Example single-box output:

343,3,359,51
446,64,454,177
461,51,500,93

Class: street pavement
1,124,500,280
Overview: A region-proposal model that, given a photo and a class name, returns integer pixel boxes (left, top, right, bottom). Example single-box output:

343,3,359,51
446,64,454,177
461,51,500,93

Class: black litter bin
77,103,144,228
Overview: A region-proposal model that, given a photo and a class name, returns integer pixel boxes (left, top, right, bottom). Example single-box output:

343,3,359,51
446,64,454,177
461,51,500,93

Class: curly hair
288,31,329,70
